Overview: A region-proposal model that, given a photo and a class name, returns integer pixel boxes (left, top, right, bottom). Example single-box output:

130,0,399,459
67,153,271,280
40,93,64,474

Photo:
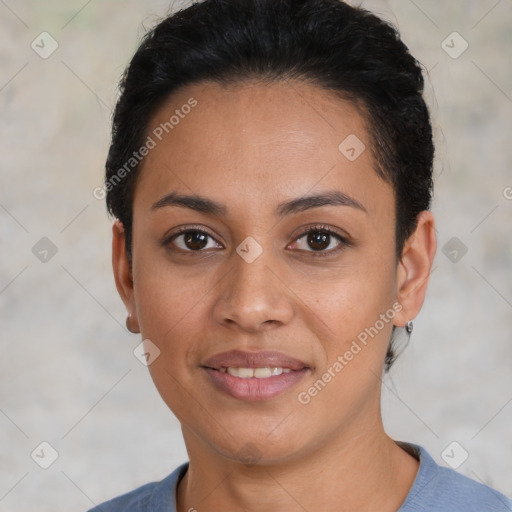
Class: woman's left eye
291,227,348,255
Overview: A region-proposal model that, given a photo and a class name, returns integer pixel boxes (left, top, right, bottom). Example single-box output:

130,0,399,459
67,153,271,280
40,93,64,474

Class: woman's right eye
167,229,223,252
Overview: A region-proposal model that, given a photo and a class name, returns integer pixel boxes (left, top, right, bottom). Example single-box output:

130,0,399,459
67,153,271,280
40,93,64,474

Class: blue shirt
88,444,512,511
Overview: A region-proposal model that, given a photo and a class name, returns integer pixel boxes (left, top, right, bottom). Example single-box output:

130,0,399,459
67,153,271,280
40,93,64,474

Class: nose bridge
213,237,294,331
233,243,273,298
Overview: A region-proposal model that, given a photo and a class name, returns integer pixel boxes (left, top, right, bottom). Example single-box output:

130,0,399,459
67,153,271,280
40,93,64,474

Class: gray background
1,0,511,510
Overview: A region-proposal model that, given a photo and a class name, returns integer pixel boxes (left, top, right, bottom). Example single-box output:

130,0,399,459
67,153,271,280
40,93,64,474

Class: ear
394,210,437,327
112,220,139,333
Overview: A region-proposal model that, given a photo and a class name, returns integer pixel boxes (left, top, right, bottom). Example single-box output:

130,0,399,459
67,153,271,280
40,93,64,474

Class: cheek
132,258,211,419
297,277,395,426
136,278,202,332
305,257,397,339
131,256,216,409
300,247,398,401
132,243,212,334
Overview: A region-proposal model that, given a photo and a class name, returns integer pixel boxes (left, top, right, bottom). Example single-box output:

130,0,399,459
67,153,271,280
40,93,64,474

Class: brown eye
291,226,349,256
183,231,208,250
169,229,222,252
306,231,332,251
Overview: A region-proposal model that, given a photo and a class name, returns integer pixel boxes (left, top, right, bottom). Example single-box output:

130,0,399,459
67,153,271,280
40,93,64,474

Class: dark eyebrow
275,190,367,216
152,192,228,216
151,190,367,216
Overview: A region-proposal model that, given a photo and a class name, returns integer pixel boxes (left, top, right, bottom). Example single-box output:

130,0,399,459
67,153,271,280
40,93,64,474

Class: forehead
134,79,393,221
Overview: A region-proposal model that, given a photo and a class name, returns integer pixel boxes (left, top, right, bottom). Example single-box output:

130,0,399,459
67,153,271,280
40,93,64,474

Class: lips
202,350,309,372
201,350,310,401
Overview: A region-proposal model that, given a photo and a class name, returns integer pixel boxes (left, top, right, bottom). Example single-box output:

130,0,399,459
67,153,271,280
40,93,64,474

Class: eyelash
163,224,351,258
291,224,352,257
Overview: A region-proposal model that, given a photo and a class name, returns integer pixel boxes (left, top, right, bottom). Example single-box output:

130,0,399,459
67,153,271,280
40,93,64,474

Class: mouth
217,366,294,378
201,350,310,401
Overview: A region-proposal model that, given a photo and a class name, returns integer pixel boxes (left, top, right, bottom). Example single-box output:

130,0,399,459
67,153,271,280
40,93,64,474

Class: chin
191,418,314,467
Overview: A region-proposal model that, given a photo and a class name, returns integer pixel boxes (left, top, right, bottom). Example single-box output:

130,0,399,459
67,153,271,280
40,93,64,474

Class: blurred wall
0,0,511,510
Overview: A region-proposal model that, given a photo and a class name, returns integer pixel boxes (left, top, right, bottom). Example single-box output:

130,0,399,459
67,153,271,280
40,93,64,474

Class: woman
89,0,512,510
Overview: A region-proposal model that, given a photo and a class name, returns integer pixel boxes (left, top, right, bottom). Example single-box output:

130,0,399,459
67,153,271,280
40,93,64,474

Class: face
113,79,435,465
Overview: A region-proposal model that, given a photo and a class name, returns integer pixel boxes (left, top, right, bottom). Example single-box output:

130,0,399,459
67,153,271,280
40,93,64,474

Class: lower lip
203,368,308,401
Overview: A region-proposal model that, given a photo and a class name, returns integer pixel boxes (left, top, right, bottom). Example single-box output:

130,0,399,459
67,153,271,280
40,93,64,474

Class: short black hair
105,0,434,371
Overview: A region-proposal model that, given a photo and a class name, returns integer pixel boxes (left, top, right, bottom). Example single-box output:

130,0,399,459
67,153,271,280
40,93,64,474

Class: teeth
255,367,273,378
238,367,254,378
223,367,292,378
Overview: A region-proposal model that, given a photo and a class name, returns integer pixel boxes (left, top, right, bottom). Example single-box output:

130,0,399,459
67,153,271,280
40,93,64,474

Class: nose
212,244,295,333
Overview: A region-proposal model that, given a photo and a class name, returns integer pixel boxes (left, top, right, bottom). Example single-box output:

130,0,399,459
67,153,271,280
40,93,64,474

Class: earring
405,320,413,334
126,314,139,334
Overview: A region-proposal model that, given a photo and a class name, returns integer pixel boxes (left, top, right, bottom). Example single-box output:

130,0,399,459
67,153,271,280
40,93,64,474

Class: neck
176,421,419,512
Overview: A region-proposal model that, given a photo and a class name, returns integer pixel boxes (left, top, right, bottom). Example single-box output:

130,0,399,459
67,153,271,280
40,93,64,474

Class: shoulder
399,443,512,512
86,463,188,512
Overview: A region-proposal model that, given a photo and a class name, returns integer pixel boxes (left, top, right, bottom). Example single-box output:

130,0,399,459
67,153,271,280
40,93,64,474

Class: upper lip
202,350,309,371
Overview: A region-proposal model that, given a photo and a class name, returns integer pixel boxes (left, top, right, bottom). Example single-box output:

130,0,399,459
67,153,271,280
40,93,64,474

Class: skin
112,79,437,511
